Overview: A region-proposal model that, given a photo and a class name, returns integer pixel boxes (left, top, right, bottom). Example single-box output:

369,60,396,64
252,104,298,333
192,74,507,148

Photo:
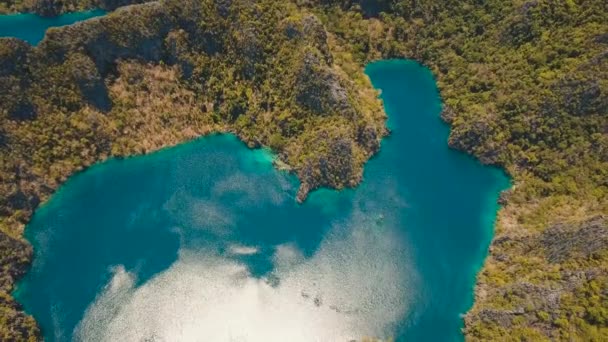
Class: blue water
13,55,509,340
0,10,105,44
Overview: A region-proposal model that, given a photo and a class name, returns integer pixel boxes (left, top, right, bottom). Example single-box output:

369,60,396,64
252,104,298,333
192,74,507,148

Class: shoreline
3,1,607,340
0,3,388,338
17,58,510,341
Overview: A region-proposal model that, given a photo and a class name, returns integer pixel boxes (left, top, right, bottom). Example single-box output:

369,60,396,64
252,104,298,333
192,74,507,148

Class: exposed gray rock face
553,76,608,117
465,273,600,334
301,14,332,64
295,50,354,117
296,134,357,203
473,307,525,328
541,215,607,263
356,124,381,153
440,104,456,123
38,2,173,76
448,120,500,165
32,0,62,17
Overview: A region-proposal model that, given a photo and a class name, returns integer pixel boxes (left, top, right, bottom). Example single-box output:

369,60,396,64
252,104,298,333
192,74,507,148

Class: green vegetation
0,0,607,340
0,0,385,339
300,0,607,340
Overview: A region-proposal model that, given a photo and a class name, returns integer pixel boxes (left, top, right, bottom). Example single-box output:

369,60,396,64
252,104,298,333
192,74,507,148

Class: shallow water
0,10,104,44
13,55,509,341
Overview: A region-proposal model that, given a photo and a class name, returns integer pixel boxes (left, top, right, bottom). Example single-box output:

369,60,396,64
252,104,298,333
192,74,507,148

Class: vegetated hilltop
303,0,607,340
0,1,386,339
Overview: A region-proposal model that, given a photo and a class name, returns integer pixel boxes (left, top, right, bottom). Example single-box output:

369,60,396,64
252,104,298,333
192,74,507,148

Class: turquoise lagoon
3,14,510,341
0,10,104,44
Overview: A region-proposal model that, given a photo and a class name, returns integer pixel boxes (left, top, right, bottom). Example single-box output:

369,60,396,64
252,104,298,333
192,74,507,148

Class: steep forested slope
0,1,385,339
305,0,607,340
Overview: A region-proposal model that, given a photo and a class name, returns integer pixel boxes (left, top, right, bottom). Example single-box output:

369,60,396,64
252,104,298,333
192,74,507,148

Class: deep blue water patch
0,10,105,44
365,60,510,340
13,56,510,340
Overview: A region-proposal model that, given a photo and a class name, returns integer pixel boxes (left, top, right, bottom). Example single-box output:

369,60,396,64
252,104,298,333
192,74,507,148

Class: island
1,0,606,341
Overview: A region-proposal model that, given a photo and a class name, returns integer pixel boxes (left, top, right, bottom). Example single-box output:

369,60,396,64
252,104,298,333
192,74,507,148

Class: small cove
0,10,105,44
2,13,510,342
